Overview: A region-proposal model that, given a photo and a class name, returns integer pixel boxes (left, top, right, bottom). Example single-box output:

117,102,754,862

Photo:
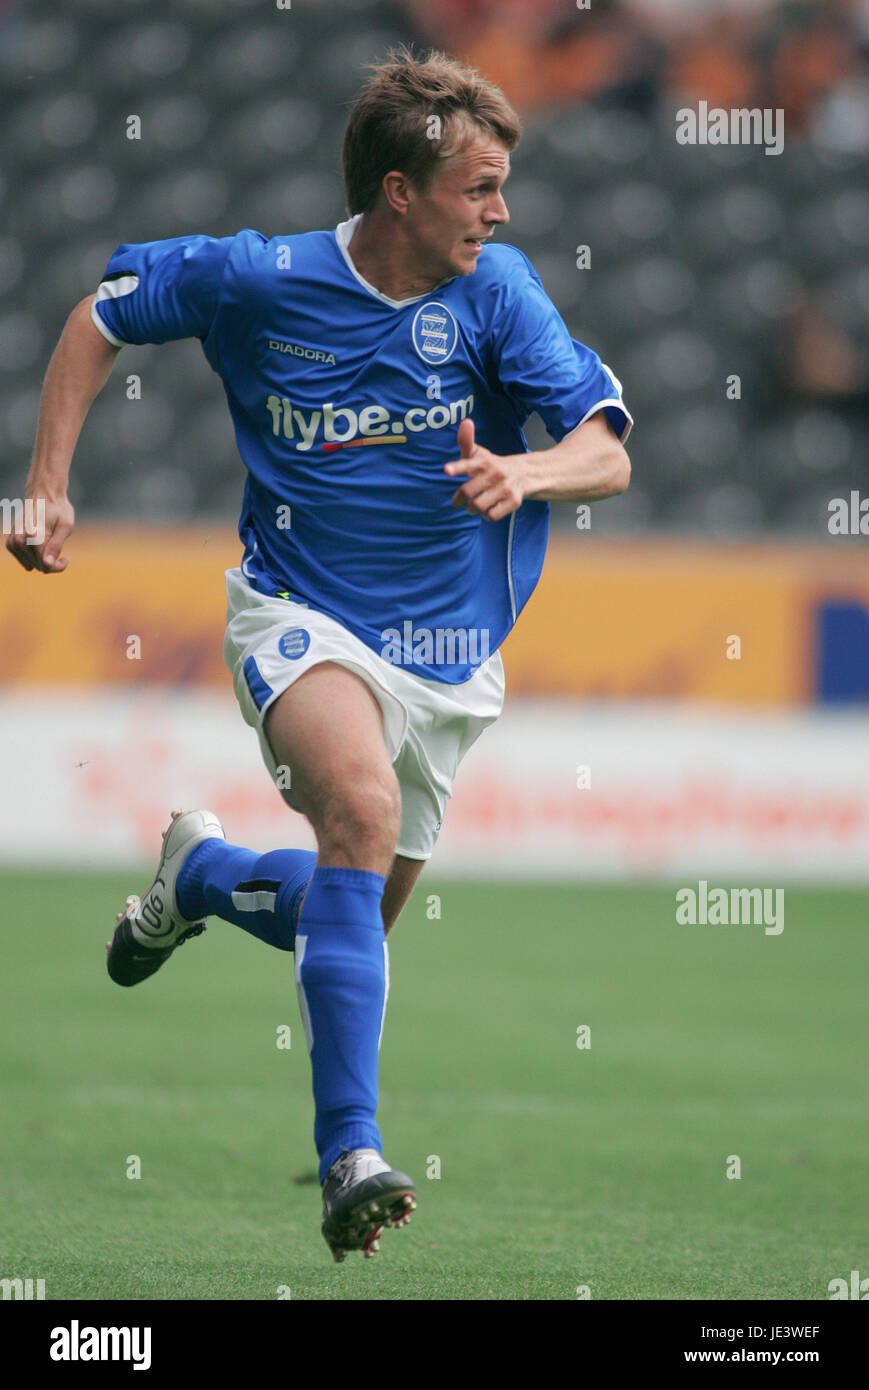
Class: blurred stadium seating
0,0,867,537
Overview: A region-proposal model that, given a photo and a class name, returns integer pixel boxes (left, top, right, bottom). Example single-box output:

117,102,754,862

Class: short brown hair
342,44,522,217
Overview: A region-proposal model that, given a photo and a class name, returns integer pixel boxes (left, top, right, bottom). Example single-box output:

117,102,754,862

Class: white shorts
222,568,505,859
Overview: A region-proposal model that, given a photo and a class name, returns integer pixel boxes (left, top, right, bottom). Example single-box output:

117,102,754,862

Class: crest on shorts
278,628,310,660
411,301,458,365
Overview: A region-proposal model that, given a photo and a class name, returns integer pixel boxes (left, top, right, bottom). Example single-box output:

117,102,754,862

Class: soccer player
6,47,632,1262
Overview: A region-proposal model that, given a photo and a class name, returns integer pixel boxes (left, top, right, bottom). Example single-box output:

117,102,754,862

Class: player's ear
381,171,412,216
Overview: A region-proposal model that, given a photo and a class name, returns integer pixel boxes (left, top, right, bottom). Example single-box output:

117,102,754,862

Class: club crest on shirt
411,302,458,365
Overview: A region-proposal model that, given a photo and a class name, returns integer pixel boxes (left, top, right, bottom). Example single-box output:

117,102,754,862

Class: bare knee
312,770,401,874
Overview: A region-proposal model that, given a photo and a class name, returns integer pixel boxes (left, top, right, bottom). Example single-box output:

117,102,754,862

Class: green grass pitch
1,870,867,1300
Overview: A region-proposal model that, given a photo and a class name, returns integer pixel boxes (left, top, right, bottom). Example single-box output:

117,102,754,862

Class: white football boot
321,1148,416,1262
106,809,225,987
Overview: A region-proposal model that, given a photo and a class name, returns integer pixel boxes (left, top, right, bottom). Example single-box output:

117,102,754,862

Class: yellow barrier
2,527,866,703
500,537,813,704
1,526,234,687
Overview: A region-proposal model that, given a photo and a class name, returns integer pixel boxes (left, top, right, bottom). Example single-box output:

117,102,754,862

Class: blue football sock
175,839,316,951
294,865,388,1182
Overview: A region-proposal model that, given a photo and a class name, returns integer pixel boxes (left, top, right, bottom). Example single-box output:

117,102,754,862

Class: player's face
407,133,511,280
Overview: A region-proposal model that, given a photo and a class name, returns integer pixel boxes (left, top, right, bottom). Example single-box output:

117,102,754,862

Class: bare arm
5,293,121,573
445,410,630,522
521,411,630,502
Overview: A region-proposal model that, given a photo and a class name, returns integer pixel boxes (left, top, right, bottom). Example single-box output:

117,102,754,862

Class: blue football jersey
92,216,632,683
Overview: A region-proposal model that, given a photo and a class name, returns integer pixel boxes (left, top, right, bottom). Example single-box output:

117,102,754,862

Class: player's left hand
445,418,527,522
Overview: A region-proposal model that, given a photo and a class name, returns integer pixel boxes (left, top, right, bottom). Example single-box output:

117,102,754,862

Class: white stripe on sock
230,888,277,913
294,934,314,1052
378,939,390,1051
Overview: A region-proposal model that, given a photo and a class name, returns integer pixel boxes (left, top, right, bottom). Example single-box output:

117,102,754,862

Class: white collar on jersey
334,213,456,308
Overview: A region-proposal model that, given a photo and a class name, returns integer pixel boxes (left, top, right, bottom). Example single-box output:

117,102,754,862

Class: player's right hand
4,492,75,573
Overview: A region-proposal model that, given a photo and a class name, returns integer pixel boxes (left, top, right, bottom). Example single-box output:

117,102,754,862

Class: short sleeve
491,249,633,445
90,234,233,348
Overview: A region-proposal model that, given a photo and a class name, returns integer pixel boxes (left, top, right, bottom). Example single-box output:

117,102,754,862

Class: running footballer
7,47,632,1262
